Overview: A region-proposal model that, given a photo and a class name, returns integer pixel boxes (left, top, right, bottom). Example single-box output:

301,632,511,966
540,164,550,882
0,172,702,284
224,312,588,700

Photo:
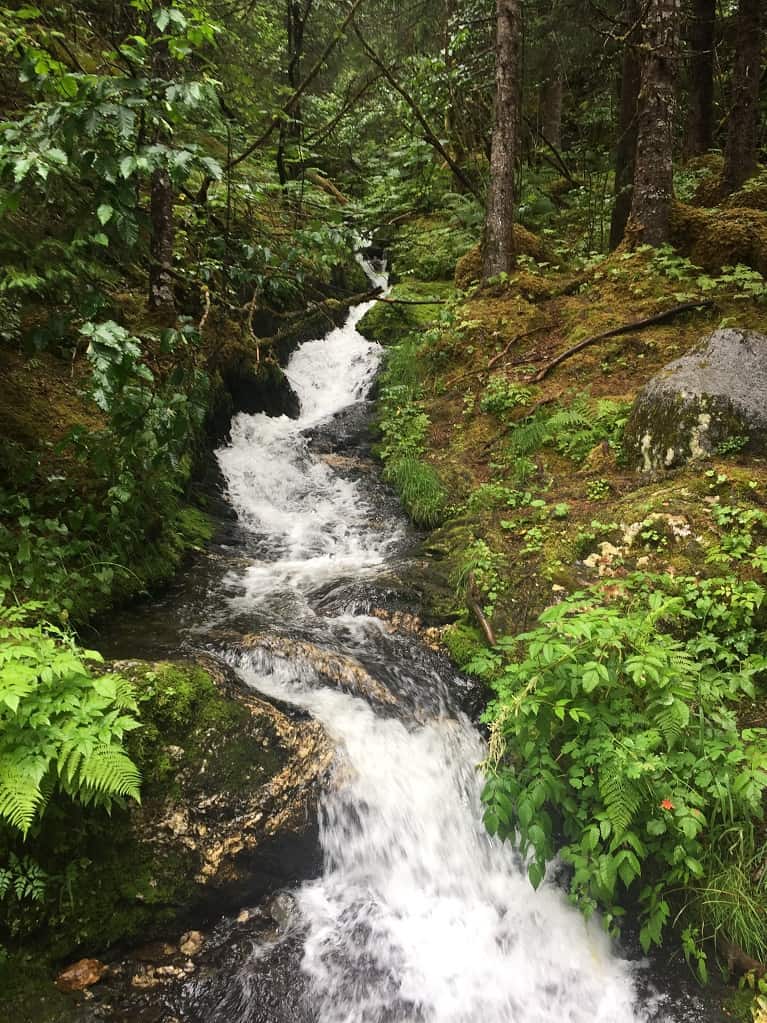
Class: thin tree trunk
149,4,175,312
541,67,563,149
626,0,681,248
610,0,642,249
685,0,716,157
483,0,522,280
722,0,762,194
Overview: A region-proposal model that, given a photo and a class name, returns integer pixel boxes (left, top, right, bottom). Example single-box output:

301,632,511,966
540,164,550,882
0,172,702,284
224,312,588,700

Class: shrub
472,574,767,950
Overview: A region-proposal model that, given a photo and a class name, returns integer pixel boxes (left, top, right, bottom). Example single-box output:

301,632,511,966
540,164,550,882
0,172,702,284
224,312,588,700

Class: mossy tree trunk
483,0,522,280
625,0,681,248
684,0,716,157
609,0,642,249
722,0,762,194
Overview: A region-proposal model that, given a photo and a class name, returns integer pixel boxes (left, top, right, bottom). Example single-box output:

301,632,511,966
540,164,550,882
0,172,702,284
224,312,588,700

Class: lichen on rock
624,328,767,470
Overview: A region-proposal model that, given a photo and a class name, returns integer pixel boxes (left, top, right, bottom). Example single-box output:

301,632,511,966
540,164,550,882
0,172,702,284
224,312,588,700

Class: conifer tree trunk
685,0,716,157
483,0,522,280
722,0,762,194
149,4,175,312
609,0,642,249
541,66,563,148
626,0,681,248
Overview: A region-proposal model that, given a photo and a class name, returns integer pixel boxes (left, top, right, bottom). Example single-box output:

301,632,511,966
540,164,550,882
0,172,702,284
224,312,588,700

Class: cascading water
101,260,718,1022
207,260,681,1023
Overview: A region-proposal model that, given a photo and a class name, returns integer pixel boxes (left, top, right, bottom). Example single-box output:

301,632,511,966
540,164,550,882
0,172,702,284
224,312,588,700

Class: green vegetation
0,603,141,837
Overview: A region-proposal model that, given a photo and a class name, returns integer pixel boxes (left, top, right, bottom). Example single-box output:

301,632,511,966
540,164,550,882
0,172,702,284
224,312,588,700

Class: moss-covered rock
624,328,767,470
670,202,767,276
358,281,452,346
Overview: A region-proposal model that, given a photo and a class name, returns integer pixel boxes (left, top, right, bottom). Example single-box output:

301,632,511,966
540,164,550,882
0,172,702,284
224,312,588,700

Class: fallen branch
467,572,496,647
375,296,446,306
487,324,550,371
532,300,715,383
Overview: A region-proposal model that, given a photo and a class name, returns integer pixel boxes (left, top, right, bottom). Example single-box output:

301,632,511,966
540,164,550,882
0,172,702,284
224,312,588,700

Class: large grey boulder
624,328,767,471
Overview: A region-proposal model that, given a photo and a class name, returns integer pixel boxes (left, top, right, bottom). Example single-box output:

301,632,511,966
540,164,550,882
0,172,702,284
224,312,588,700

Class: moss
454,229,552,290
0,954,80,1023
670,201,767,276
442,621,485,669
358,281,452,346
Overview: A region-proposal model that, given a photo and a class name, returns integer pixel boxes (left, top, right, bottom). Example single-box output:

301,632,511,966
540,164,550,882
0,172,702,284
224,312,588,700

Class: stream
100,261,723,1023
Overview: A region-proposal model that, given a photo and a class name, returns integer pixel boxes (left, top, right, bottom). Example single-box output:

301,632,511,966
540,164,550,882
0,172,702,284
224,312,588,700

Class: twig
198,285,211,333
532,300,714,383
467,572,496,647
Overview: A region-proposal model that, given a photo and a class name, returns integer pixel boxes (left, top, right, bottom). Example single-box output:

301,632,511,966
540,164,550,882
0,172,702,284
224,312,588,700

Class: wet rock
56,959,108,992
179,931,204,957
267,891,297,931
624,328,767,470
239,633,397,707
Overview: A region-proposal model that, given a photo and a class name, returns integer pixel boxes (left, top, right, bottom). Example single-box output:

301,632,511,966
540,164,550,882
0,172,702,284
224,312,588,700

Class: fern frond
0,756,47,836
599,761,642,839
77,744,141,802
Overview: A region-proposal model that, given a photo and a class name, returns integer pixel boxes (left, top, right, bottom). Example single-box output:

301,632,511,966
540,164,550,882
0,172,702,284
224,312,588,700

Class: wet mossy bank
1,658,331,1021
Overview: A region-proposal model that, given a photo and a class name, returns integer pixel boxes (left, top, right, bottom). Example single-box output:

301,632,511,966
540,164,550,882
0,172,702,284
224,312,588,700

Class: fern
599,762,642,839
0,607,142,835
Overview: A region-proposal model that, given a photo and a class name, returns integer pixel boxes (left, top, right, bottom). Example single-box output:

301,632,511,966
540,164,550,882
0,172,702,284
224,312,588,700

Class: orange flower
660,798,675,811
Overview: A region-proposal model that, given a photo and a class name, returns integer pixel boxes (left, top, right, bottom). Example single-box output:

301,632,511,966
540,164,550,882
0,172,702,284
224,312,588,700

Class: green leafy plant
474,575,767,950
0,603,141,835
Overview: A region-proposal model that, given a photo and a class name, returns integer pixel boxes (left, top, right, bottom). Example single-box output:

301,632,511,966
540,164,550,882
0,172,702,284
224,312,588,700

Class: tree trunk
609,0,642,249
541,67,563,149
149,3,175,312
626,0,681,248
722,0,762,194
684,0,716,157
483,0,522,280
277,0,311,184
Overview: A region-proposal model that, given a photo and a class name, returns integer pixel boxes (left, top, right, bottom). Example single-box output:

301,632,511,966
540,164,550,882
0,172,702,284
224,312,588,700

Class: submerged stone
624,328,767,470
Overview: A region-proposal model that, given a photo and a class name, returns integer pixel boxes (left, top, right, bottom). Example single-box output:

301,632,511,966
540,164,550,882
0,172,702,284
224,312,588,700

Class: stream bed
97,263,725,1023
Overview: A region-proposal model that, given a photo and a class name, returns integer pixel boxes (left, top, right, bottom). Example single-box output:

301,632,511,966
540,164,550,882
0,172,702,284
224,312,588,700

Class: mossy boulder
624,328,767,470
670,202,767,276
0,659,331,980
454,228,552,290
357,282,452,346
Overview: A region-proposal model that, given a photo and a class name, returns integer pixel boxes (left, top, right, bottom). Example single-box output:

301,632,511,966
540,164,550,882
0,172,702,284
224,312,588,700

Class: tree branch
351,22,481,201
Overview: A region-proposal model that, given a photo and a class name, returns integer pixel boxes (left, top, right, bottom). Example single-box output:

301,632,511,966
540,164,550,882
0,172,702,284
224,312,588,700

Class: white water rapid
214,263,679,1023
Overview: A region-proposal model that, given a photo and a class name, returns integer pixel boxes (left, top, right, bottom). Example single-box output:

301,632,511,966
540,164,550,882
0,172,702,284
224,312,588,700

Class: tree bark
625,0,681,248
722,0,762,194
609,0,642,249
483,0,522,280
684,0,716,157
149,3,175,312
